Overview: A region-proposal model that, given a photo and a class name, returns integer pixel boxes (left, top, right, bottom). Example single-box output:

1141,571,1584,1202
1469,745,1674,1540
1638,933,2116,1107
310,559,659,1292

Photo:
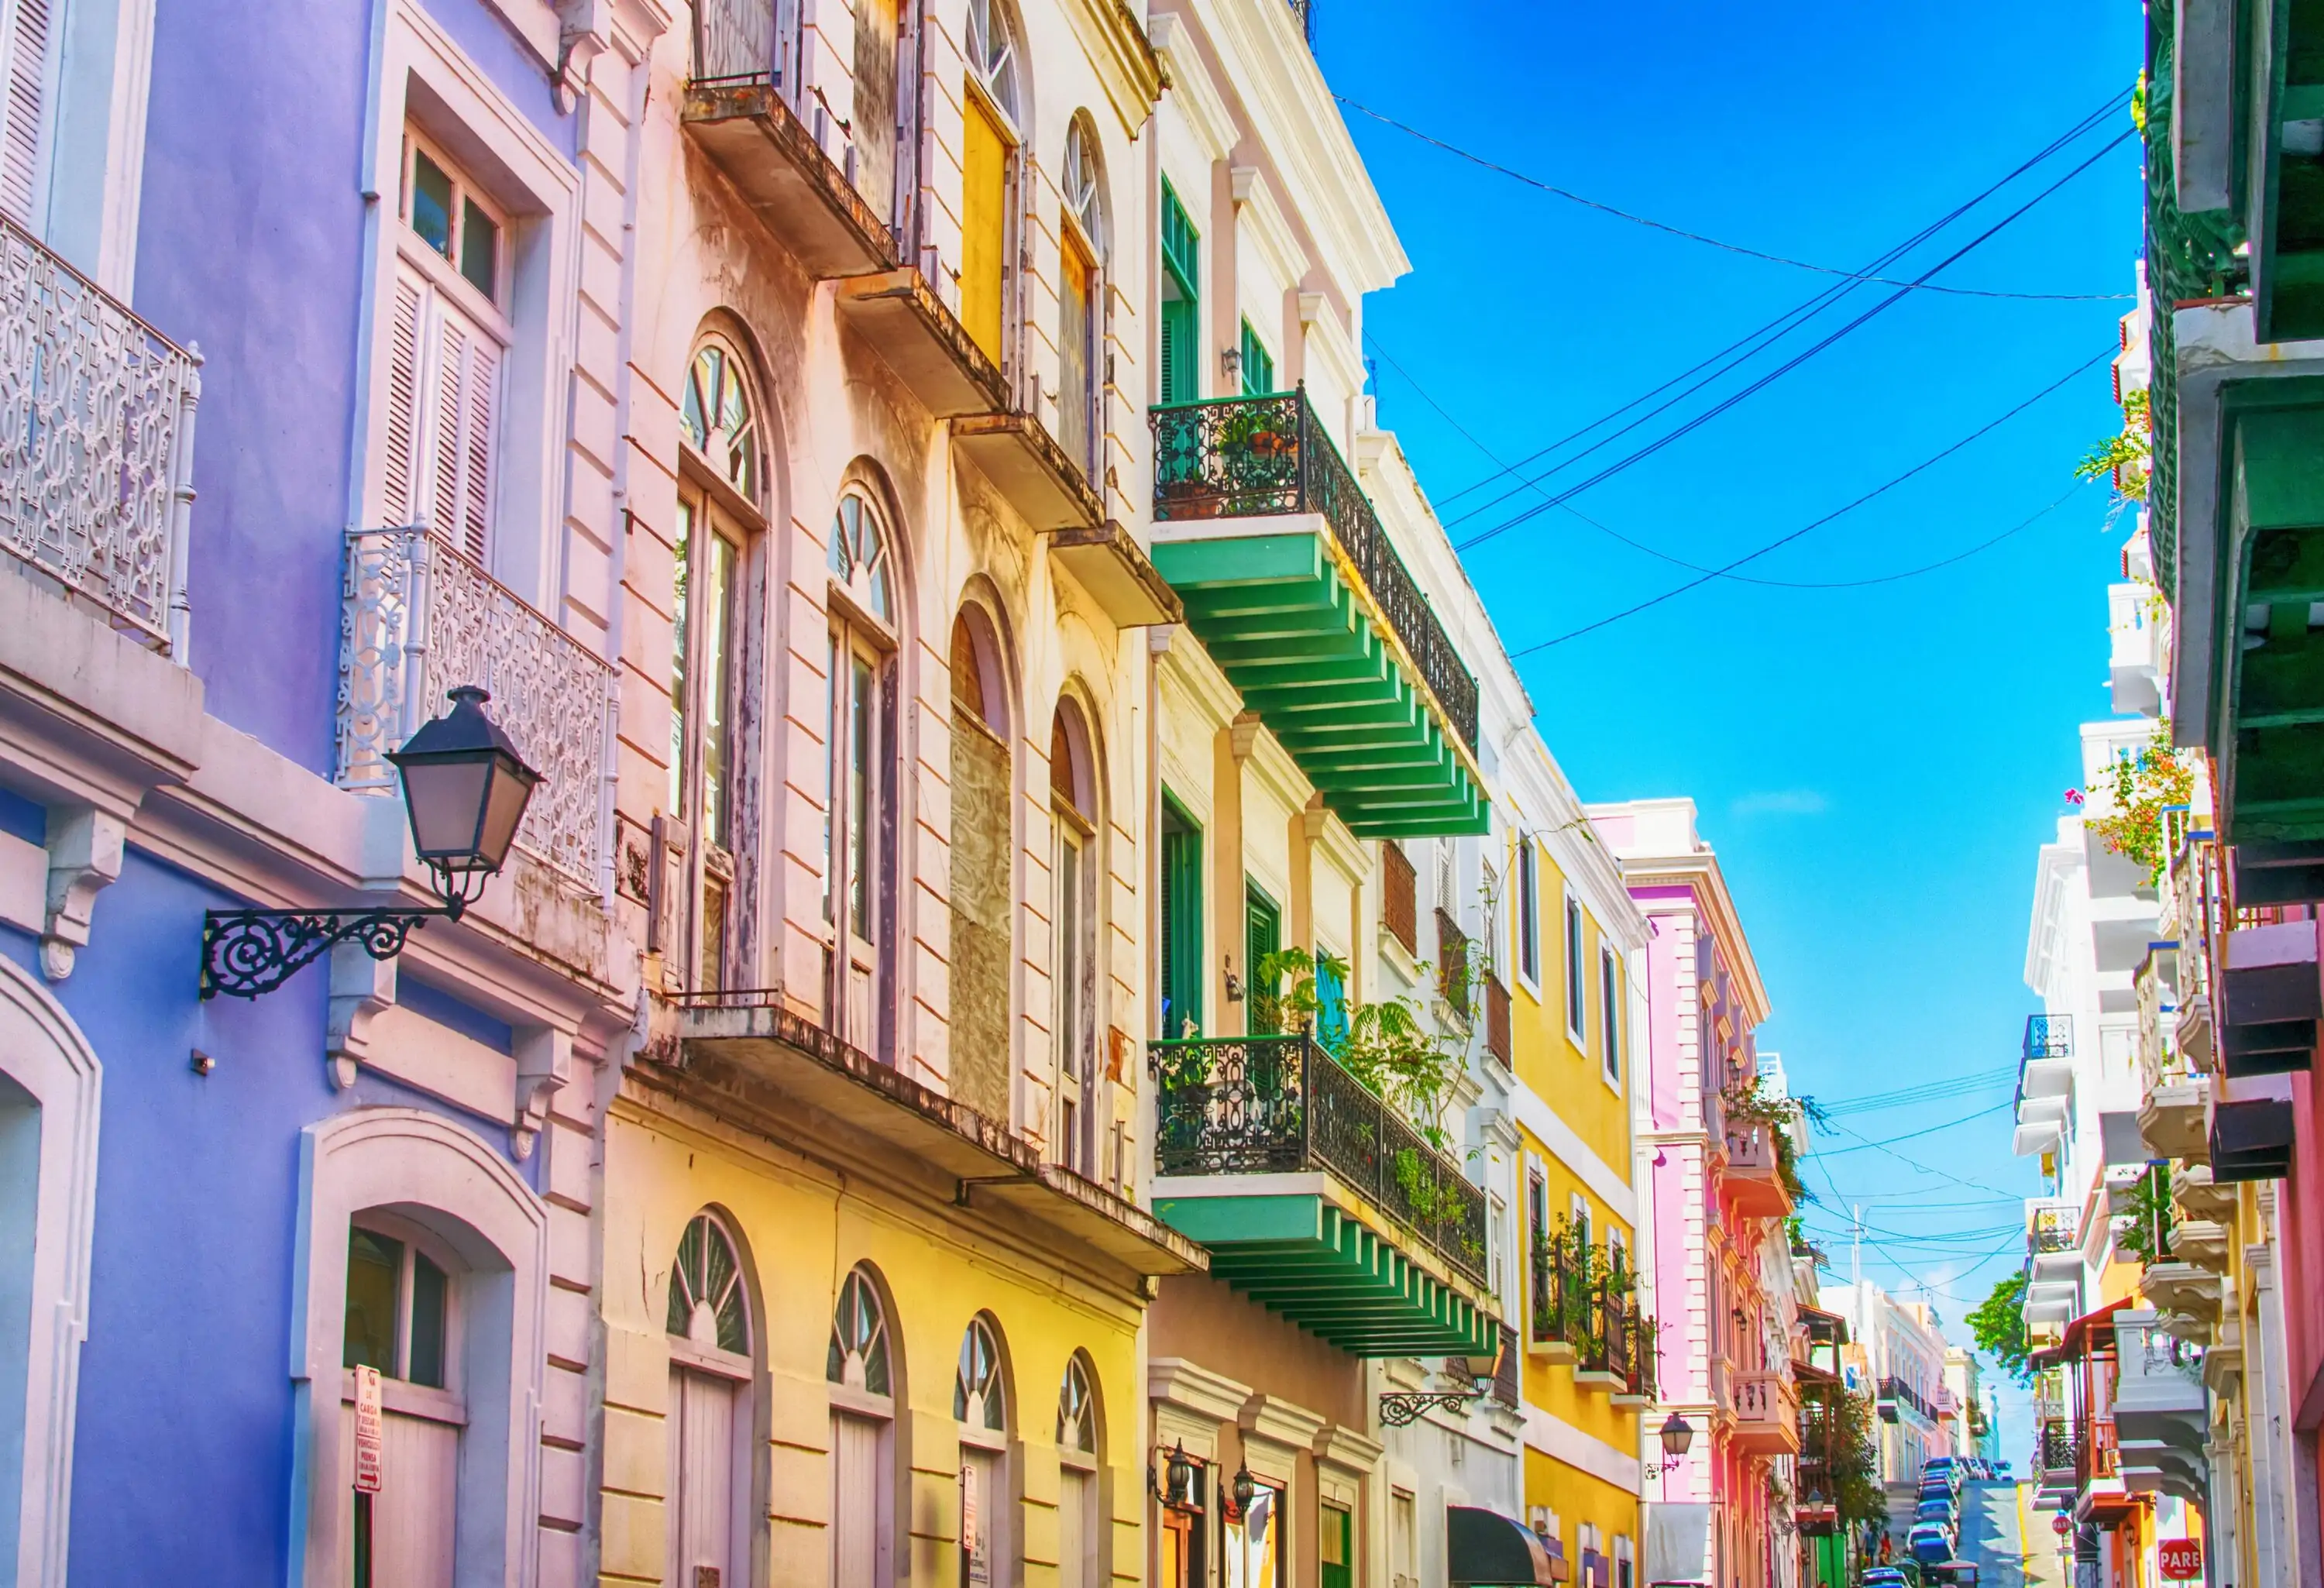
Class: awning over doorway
1448,1507,1554,1588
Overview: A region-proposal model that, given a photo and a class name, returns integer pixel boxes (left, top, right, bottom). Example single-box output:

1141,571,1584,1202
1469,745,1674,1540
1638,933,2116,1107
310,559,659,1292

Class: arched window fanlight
666,1212,751,1356
954,1317,1006,1432
964,0,1020,124
830,490,892,624
827,1268,892,1395
1057,1355,1096,1453
680,344,761,502
1061,122,1104,258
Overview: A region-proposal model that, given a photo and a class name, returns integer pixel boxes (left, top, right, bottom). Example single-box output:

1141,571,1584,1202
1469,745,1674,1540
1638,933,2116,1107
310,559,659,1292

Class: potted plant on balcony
1251,946,1462,1148
1721,1079,1818,1204
2085,723,2195,886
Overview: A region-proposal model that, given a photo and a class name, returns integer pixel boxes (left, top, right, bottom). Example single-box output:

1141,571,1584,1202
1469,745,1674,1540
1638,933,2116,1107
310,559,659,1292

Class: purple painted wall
132,0,575,774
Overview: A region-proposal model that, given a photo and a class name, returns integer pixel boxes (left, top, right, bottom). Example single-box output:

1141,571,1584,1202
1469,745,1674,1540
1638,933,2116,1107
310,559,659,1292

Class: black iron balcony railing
2143,0,2249,593
2023,1013,2073,1061
1527,1224,1656,1397
2038,1417,2079,1475
1150,387,1479,751
1878,1374,1937,1423
1150,1033,1487,1284
1285,0,1315,43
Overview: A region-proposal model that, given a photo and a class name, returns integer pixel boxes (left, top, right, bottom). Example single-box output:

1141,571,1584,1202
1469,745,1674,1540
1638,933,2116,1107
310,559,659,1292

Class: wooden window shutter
418,292,498,562
460,334,498,562
0,0,52,229
381,270,427,524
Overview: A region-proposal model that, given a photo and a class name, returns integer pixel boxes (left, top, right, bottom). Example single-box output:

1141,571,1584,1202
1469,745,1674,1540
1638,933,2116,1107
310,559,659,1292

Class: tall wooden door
961,92,1009,364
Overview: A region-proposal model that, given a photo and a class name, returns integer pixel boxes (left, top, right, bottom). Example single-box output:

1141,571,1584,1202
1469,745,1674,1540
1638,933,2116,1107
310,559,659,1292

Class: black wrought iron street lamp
1655,1412,1696,1474
1150,1440,1198,1510
201,688,541,999
1229,1463,1257,1518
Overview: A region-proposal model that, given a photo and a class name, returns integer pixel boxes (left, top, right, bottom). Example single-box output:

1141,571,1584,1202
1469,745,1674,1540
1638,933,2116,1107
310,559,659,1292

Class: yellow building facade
1498,737,1653,1586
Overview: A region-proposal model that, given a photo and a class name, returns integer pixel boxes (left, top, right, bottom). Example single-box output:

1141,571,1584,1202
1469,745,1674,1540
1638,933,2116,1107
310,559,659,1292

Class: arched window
950,604,1014,1123
960,0,1023,369
1050,699,1100,1179
828,1267,897,1586
665,1212,754,1588
827,486,899,1058
955,1316,1012,1585
673,335,767,991
1057,117,1107,477
1056,1355,1102,1588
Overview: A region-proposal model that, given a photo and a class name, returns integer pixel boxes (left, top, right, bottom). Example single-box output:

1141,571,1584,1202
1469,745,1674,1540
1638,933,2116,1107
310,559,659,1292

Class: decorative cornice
1147,15,1235,162
1313,1422,1384,1472
1240,1390,1329,1452
1151,1356,1253,1425
1062,0,1167,138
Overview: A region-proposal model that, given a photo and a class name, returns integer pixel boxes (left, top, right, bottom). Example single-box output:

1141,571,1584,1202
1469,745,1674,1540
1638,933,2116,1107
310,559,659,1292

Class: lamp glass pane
475,757,535,868
404,758,492,859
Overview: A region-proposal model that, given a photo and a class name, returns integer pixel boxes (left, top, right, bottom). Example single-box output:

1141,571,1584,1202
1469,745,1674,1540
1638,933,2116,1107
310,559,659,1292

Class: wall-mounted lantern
201,687,540,999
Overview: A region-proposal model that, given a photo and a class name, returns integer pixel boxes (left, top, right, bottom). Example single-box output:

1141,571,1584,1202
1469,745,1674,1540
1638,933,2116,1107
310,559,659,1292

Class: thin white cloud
1731,789,1829,818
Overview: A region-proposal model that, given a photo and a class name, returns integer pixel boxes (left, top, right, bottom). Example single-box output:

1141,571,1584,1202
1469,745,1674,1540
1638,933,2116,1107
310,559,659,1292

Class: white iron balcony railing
338,525,615,892
0,218,200,653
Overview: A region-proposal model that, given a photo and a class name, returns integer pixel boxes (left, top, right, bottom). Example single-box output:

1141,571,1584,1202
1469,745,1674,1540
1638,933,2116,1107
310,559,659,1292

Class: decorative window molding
355,0,580,609
0,955,100,1588
287,1107,548,1588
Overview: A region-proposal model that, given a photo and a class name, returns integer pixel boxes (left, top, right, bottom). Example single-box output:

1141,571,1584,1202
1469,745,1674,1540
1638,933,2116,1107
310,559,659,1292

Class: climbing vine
1250,946,1466,1147
2075,386,2151,503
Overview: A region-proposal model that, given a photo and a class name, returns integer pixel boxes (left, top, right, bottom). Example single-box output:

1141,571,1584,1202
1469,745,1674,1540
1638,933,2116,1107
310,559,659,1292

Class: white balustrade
0,218,199,653
339,525,614,892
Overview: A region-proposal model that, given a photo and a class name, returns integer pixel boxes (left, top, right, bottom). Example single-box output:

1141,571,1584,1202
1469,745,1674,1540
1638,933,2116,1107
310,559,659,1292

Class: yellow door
961,91,1009,364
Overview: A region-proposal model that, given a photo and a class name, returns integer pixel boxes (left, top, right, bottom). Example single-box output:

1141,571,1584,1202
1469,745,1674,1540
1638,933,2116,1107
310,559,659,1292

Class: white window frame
1514,840,1539,993
1563,893,1586,1044
5,0,157,294
356,0,578,605
288,1106,548,1587
1600,944,1622,1091
0,956,100,1588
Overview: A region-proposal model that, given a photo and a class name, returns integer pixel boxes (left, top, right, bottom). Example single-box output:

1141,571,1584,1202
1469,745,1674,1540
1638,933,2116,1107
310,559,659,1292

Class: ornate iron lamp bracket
201,906,449,1000
1377,1390,1473,1428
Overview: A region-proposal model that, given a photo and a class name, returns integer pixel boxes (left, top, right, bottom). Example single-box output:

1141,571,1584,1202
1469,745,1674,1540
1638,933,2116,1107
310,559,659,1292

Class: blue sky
1322,0,2143,1452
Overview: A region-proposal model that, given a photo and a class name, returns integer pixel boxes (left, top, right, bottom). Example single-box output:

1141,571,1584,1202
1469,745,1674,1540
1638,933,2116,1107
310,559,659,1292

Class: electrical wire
1336,95,2136,304
1422,92,2132,517
1508,346,2113,655
1556,483,2092,591
1817,1065,2020,1117
1816,1101,2018,1156
1367,336,2096,595
1459,130,2133,556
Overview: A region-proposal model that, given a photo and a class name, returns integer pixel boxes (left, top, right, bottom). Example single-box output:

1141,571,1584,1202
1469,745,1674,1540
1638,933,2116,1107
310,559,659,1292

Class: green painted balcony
1149,389,1486,838
1149,1033,1498,1358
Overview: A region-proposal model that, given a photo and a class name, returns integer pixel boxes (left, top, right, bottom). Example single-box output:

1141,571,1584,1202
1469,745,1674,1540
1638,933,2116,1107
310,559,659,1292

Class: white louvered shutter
380,269,427,524
414,290,498,562
459,334,497,562
0,0,55,228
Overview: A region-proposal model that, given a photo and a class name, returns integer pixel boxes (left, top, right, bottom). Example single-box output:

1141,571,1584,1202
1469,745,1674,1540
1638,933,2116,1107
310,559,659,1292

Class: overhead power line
1459,129,2134,555
1429,91,2131,521
1336,95,2134,302
1508,346,2115,654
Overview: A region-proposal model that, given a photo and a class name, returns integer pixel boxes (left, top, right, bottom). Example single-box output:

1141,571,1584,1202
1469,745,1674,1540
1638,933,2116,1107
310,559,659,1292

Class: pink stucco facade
1591,803,1794,1588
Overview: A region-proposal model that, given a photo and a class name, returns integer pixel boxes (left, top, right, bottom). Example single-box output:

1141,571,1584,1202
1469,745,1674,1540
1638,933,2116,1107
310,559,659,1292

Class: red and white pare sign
2157,1538,2202,1581
352,1364,385,1495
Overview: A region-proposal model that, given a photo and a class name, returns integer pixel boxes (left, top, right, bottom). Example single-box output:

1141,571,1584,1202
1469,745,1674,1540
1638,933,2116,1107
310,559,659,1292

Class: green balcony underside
1153,532,1487,837
2218,396,2324,840
1153,1192,1497,1357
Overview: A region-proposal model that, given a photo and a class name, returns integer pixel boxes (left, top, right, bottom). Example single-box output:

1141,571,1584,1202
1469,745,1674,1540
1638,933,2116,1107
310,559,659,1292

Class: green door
1245,883,1281,1033
1160,798,1203,1038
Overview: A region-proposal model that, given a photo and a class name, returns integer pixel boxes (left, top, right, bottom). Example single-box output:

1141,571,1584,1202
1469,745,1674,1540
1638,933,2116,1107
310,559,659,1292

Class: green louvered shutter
1239,318,1274,396
1159,183,1201,404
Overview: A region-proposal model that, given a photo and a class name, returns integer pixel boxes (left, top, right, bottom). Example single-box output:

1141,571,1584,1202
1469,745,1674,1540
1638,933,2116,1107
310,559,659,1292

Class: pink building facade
1591,799,1799,1588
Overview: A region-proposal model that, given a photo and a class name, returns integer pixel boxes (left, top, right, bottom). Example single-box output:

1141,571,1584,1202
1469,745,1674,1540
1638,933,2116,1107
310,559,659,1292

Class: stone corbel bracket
325,939,398,1090
512,1024,573,1160
42,804,128,981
